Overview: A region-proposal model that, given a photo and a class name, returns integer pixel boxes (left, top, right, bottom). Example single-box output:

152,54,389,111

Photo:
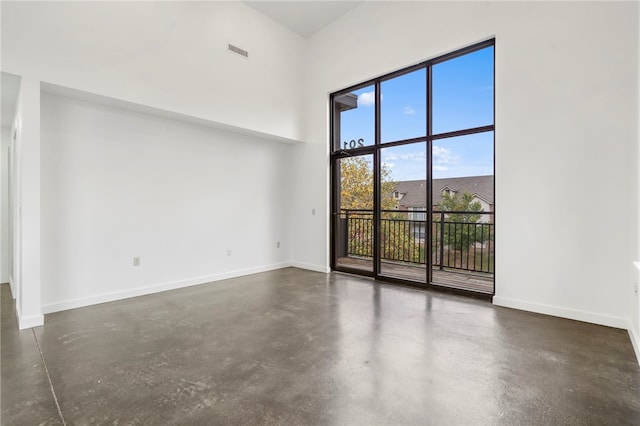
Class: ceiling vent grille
228,44,248,58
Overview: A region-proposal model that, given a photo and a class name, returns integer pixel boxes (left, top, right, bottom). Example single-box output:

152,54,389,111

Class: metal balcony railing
338,209,494,274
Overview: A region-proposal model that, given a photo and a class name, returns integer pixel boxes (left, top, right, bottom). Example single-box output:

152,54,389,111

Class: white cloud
403,106,415,115
382,151,425,162
381,148,461,179
400,152,425,161
358,91,376,107
432,146,457,165
406,152,425,161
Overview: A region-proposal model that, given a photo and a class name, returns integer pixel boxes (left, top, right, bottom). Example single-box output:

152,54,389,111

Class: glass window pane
431,132,494,282
432,131,494,179
381,68,426,143
333,85,375,151
432,46,494,135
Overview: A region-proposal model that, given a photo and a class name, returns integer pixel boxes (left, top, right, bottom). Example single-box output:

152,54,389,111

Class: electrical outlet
227,249,232,256
312,208,316,215
635,281,639,296
133,257,140,267
276,241,280,248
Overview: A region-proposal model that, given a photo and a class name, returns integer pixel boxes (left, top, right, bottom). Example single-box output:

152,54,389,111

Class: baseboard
628,323,640,365
289,261,331,274
16,310,44,330
42,262,292,314
492,296,627,330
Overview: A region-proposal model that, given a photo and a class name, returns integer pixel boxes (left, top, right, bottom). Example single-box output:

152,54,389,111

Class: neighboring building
392,175,494,222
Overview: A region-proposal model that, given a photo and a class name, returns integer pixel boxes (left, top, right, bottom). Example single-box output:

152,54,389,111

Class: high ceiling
245,1,362,38
1,2,363,129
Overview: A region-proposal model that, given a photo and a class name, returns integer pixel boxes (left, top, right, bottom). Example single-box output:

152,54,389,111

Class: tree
340,157,397,257
440,192,482,223
438,192,485,252
339,157,395,210
340,157,420,263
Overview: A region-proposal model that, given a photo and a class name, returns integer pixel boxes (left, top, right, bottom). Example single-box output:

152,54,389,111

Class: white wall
1,1,305,141
1,0,303,320
1,126,9,284
289,141,330,272
294,1,639,328
632,1,640,359
13,77,43,328
40,92,292,312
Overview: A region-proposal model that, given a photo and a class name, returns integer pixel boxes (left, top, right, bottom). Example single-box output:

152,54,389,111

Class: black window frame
330,38,495,298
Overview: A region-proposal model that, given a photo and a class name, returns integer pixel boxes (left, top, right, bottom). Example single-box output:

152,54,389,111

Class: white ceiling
246,1,362,38
1,72,21,130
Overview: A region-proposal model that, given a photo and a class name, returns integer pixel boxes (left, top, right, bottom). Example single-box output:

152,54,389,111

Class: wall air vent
228,44,248,59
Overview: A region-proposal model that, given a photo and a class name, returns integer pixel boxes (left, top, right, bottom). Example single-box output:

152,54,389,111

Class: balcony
336,209,494,294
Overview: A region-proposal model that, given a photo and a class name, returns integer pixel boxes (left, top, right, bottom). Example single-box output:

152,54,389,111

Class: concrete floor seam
33,328,67,426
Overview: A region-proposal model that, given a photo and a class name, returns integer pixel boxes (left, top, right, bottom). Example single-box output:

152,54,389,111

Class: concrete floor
2,268,639,425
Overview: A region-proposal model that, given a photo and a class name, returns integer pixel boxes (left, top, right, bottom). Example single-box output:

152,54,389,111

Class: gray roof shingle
392,175,493,207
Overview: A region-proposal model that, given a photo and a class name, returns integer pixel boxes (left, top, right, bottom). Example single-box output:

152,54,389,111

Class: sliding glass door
334,153,374,273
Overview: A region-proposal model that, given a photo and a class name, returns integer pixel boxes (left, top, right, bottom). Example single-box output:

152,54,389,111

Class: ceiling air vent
228,43,248,59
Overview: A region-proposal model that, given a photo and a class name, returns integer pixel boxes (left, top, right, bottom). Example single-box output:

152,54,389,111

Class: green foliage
379,218,422,263
341,157,419,261
439,192,485,251
440,192,482,222
340,157,396,210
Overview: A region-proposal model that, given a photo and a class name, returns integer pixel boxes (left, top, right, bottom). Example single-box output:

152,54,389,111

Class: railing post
439,211,445,270
345,209,350,256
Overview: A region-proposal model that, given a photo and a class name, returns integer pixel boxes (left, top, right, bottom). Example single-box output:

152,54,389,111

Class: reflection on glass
379,143,427,283
336,155,374,272
334,86,375,151
381,69,426,143
432,46,494,135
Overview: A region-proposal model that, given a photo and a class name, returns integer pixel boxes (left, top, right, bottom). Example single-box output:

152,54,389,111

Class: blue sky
339,46,494,181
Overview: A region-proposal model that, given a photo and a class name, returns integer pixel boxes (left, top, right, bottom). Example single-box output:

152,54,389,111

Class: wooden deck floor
337,257,494,294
